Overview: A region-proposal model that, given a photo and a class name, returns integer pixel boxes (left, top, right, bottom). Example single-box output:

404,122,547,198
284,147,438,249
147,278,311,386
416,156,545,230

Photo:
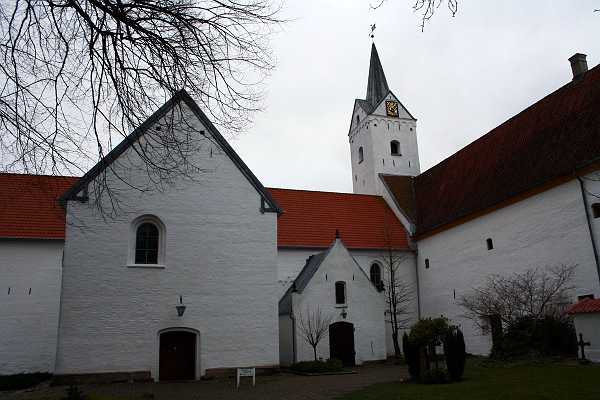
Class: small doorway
329,321,355,366
159,330,196,381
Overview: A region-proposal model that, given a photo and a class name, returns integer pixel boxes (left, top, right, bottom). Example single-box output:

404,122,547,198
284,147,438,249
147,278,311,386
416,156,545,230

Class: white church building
1,45,600,381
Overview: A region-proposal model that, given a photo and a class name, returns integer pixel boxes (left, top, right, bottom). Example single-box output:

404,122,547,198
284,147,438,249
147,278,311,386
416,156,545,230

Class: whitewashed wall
287,239,387,364
277,247,418,358
572,313,600,362
349,93,420,196
417,177,600,355
0,240,63,375
56,101,279,380
581,171,600,275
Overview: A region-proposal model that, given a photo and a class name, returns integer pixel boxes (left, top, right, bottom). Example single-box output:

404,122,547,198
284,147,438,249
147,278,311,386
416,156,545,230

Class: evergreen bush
62,385,87,400
405,318,467,383
420,368,448,384
402,332,420,381
289,359,343,373
491,316,577,359
444,327,466,381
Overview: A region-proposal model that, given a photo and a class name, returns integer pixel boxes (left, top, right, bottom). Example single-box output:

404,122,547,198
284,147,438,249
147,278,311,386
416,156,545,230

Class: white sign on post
236,367,255,389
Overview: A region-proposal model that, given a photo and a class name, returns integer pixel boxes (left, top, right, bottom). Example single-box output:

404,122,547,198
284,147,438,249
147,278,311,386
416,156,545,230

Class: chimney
568,53,588,80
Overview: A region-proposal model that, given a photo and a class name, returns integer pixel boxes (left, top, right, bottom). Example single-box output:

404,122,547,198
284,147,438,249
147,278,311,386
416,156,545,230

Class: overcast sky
227,0,600,193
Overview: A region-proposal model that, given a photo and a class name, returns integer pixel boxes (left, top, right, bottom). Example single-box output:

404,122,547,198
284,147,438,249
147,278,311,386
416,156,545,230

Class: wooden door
159,331,196,381
329,322,355,366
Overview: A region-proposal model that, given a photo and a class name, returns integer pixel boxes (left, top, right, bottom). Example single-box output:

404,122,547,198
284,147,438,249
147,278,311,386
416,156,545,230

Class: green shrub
420,368,448,384
405,318,467,383
0,372,52,391
402,332,420,381
62,385,87,400
444,327,466,381
492,316,577,359
290,359,343,373
409,317,451,347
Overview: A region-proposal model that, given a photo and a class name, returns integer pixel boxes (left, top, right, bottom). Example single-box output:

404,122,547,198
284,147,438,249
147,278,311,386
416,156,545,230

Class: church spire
365,43,390,107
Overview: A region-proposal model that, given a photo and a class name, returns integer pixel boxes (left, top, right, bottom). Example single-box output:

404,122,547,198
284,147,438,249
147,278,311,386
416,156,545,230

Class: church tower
349,44,420,195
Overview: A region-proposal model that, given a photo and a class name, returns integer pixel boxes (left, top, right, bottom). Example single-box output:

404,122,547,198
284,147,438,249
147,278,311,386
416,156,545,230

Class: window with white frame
129,215,166,266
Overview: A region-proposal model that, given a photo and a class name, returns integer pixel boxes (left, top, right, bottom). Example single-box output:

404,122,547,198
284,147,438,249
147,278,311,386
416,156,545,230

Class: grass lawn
340,360,600,400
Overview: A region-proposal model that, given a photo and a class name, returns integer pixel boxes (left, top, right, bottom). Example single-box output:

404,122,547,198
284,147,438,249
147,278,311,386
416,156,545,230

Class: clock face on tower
385,100,399,117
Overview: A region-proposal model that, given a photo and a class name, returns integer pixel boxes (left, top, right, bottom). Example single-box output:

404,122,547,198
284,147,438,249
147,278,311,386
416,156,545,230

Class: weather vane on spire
370,24,376,39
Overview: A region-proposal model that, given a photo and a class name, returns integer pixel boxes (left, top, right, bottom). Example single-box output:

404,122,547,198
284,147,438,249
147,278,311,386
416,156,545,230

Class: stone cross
577,333,591,361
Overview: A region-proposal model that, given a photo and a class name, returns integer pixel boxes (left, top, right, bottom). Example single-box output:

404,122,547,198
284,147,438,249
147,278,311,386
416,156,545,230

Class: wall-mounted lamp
340,307,348,319
176,295,186,317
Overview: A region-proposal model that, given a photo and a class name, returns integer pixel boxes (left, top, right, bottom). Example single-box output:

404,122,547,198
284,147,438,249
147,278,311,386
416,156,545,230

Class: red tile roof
0,175,411,250
0,173,78,239
414,65,600,236
567,298,600,315
268,188,411,250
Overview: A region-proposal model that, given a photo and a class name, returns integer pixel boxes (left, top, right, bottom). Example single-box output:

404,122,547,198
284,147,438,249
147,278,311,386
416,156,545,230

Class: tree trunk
313,346,317,361
392,331,401,357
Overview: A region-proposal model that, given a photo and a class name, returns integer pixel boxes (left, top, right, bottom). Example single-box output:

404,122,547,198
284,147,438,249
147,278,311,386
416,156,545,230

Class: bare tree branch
370,1,458,31
297,306,334,361
458,264,577,332
380,209,415,358
0,0,282,214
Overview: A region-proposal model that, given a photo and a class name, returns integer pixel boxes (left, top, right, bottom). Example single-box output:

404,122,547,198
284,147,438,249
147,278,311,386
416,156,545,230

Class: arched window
136,223,159,264
129,215,166,266
390,140,400,156
335,281,346,304
592,203,600,219
370,263,381,284
358,147,364,163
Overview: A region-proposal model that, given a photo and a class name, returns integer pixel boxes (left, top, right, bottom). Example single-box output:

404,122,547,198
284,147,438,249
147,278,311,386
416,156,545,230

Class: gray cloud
229,0,600,193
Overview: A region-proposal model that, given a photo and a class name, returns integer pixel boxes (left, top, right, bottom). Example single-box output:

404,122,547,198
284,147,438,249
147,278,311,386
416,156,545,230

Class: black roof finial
335,229,340,239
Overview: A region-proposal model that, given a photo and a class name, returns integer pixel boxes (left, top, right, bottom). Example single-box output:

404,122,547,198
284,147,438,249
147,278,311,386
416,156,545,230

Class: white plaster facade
277,247,418,357
349,93,420,196
279,239,387,365
572,313,600,362
0,240,63,374
417,176,600,355
55,100,279,380
1,47,600,378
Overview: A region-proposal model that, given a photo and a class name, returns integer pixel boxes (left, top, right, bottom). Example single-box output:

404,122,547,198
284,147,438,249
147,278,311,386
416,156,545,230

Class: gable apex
371,90,416,121
61,90,281,214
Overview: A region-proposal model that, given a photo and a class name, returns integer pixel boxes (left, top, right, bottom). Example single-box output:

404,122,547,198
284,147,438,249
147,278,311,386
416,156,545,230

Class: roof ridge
267,186,383,198
0,172,79,179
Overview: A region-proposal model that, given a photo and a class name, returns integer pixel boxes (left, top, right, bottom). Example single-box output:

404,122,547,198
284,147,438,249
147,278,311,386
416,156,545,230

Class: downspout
414,249,422,320
577,176,600,285
290,292,297,364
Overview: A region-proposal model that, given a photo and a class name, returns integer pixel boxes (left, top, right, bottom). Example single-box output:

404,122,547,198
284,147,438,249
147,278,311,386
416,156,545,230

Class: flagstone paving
5,364,407,400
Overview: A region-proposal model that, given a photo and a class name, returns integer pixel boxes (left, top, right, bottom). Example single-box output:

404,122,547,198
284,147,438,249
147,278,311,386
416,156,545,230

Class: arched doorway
159,330,197,381
329,321,355,366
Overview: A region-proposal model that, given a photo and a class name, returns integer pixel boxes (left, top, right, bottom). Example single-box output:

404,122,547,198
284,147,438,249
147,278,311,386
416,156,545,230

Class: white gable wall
572,313,600,362
285,241,387,364
417,176,600,355
277,247,418,358
56,101,279,379
0,240,63,375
